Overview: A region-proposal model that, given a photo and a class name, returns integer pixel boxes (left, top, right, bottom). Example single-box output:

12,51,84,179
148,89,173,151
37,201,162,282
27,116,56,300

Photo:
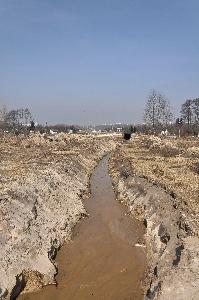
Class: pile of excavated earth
0,133,116,299
1,133,199,300
110,135,199,300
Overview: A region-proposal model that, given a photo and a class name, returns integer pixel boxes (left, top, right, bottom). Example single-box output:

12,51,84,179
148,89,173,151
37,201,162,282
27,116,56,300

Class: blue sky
0,0,199,124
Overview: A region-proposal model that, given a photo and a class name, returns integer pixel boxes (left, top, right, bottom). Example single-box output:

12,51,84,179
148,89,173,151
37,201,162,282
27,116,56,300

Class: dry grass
119,135,199,218
0,133,116,179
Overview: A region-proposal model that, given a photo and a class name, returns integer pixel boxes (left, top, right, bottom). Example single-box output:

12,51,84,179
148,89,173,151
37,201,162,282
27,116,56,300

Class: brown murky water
18,156,146,300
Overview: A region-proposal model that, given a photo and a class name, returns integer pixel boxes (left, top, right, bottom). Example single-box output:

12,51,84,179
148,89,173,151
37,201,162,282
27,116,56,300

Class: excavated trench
18,156,146,300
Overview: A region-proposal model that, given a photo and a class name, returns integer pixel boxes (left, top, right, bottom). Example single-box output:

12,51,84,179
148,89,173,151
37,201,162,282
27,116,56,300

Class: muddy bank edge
109,145,199,300
0,135,116,299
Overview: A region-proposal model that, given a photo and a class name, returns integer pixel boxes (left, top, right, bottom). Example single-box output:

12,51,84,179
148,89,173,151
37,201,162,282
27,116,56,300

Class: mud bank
18,156,146,300
110,145,199,300
0,134,116,299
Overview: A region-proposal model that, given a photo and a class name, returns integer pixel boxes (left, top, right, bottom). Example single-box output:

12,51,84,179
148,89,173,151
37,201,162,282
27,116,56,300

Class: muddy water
18,156,146,300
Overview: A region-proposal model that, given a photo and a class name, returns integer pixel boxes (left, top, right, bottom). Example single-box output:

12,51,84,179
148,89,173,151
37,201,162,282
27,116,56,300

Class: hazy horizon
1,0,199,125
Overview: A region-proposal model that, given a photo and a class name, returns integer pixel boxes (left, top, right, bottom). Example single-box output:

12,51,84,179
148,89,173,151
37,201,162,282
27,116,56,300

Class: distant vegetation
144,89,173,127
0,106,33,133
143,89,199,136
1,91,199,136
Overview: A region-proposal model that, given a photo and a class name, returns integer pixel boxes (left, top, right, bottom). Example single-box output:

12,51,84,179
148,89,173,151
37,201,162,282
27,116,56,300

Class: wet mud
18,156,146,300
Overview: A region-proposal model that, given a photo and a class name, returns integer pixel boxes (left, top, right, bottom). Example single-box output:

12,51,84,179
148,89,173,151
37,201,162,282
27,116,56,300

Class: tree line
0,105,81,134
144,89,199,135
1,91,199,136
181,98,199,125
0,106,34,132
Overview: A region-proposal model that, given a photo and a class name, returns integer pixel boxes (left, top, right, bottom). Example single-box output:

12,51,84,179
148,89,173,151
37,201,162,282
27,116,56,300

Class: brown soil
18,156,146,300
0,133,116,298
110,137,199,300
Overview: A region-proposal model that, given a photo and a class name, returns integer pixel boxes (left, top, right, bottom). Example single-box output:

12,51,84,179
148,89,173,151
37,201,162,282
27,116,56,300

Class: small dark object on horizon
30,120,35,131
123,133,131,140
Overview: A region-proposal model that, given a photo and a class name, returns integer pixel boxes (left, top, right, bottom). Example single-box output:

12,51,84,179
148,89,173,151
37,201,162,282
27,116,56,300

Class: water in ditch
18,156,146,300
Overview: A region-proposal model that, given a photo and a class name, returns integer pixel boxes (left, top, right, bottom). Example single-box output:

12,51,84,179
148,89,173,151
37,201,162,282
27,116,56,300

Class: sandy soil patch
0,133,116,299
110,135,199,300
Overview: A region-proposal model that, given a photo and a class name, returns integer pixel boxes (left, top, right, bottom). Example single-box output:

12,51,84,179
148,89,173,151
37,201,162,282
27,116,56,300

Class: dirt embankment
0,133,116,299
110,136,199,300
18,156,146,300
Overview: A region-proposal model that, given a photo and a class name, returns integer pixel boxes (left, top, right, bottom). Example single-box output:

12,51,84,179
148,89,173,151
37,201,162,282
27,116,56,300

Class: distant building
117,127,122,132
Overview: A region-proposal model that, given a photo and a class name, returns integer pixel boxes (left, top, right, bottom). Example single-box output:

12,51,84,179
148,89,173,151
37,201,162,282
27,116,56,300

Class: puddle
18,156,146,300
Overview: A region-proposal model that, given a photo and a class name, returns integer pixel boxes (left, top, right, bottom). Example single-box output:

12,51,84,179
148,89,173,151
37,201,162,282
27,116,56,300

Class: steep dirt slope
110,136,199,300
0,133,116,299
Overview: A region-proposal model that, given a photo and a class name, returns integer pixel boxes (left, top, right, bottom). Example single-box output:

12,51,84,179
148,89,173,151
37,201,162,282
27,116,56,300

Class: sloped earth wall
0,135,116,299
110,148,199,300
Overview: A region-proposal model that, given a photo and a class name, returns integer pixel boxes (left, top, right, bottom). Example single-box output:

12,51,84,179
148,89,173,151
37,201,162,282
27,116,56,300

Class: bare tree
144,89,158,127
158,93,173,125
24,108,32,125
5,110,19,128
181,99,193,125
144,89,172,127
192,98,199,123
0,104,7,122
5,108,33,130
